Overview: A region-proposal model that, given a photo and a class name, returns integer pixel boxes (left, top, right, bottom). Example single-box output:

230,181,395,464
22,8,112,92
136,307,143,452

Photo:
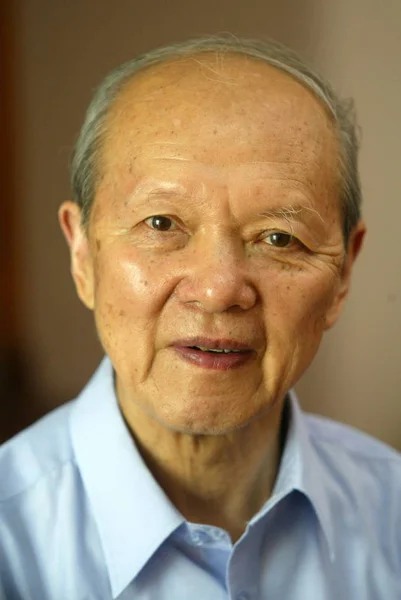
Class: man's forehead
107,52,332,131
96,51,338,212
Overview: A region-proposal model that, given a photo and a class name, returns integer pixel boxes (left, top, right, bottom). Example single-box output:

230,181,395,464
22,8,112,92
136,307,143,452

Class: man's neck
120,398,288,543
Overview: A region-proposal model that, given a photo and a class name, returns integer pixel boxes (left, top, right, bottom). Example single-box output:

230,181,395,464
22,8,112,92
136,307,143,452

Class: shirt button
191,529,209,545
212,529,228,542
192,534,203,545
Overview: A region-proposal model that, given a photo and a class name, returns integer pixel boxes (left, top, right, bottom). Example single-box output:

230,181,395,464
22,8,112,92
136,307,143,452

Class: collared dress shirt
1,357,401,599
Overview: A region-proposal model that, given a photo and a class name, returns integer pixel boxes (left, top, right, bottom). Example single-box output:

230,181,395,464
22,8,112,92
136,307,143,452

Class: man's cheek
113,252,166,300
94,254,143,304
264,282,336,349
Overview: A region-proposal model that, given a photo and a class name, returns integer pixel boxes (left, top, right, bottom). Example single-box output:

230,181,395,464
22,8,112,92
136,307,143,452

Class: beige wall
14,1,401,447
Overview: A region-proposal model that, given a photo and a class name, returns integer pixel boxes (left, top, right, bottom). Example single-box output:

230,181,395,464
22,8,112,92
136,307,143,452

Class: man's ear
58,201,95,310
324,220,366,330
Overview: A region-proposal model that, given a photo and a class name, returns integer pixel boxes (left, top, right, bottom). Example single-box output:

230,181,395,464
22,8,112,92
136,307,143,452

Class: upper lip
173,337,254,351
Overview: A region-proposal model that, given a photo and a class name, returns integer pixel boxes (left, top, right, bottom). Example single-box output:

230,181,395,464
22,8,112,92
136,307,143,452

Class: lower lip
174,346,253,370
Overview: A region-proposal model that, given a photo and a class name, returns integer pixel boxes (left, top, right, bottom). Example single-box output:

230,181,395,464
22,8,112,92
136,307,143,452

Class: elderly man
1,35,400,599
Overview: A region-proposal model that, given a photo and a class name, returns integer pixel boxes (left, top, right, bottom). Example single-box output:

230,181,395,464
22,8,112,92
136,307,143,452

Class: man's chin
147,402,277,438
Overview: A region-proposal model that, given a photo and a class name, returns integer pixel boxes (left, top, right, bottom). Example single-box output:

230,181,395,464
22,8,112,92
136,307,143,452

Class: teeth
197,346,243,353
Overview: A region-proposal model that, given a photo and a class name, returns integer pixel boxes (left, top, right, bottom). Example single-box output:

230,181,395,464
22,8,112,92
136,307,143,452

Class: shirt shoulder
305,412,401,463
300,411,401,578
0,400,76,502
0,397,111,599
304,411,401,502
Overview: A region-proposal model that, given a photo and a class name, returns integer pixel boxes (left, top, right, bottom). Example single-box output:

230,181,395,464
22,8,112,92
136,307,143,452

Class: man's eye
145,215,176,231
263,232,295,248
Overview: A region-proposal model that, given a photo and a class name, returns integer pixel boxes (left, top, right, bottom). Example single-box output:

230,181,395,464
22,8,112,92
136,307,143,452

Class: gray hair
71,34,362,244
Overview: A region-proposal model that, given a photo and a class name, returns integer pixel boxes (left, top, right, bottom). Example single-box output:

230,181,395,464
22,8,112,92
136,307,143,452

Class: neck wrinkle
122,395,287,542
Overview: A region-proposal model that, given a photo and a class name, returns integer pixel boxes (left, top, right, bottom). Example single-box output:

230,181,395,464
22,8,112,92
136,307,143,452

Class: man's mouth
173,338,254,370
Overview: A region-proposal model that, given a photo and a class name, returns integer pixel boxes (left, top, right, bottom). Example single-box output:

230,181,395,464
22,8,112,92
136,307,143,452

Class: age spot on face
105,302,114,315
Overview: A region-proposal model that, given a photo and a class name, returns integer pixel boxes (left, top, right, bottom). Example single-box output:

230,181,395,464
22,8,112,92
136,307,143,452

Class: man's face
62,55,363,435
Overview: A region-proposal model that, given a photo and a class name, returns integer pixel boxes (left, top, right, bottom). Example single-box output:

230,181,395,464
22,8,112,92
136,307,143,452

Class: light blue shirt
1,358,401,599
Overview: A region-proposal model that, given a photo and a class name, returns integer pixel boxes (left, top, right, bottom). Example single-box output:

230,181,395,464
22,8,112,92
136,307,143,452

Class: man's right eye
145,215,176,231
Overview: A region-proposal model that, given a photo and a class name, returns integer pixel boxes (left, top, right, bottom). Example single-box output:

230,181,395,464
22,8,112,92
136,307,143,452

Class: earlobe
324,220,366,330
58,201,95,310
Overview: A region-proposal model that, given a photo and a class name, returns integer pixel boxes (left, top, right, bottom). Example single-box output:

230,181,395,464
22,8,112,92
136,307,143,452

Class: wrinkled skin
60,54,365,536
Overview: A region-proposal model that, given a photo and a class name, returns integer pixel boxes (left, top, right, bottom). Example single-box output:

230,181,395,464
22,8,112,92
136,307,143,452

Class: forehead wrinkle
128,181,187,203
126,179,207,209
125,156,327,185
129,152,316,167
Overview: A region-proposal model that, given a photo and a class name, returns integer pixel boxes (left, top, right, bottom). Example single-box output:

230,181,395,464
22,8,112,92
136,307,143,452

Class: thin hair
70,34,362,244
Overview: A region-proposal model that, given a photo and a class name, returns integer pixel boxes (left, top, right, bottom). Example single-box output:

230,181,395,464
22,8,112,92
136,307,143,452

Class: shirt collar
262,390,336,562
70,357,184,599
71,358,335,598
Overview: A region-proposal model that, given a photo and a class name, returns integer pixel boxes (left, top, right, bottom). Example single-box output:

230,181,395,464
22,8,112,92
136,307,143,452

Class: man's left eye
145,215,177,231
263,232,295,248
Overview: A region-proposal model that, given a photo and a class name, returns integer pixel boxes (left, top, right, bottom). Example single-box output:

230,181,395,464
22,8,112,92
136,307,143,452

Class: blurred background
1,0,400,446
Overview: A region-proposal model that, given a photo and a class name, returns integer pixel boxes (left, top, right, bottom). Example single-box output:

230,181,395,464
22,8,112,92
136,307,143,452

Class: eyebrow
258,203,325,225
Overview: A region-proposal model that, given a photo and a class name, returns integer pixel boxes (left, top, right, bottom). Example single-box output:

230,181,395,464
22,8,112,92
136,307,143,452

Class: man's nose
175,235,258,313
